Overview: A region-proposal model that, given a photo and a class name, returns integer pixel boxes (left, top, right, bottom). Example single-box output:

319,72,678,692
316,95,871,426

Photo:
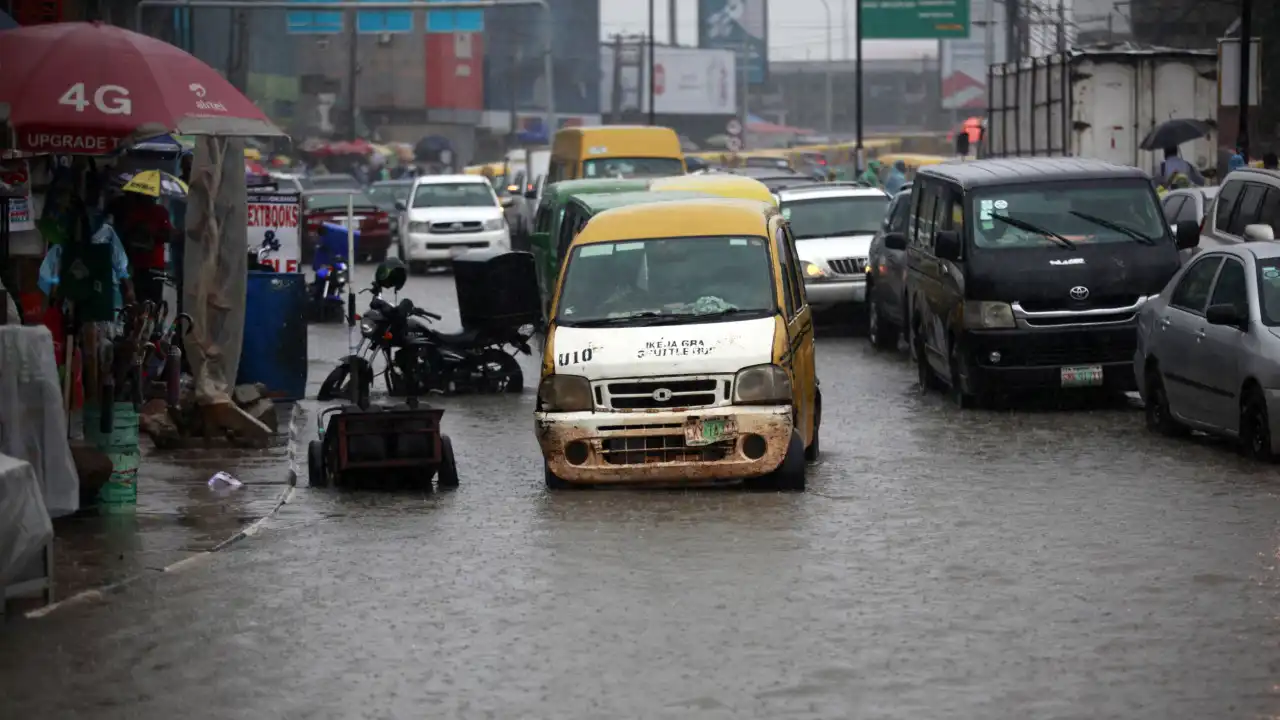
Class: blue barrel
238,271,308,401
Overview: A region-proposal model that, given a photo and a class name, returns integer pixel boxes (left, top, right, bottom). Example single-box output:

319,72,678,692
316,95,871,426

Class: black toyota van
891,157,1200,406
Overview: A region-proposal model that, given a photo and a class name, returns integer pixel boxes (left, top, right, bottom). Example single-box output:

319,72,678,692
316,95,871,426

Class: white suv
1200,168,1280,252
397,174,511,272
774,184,892,312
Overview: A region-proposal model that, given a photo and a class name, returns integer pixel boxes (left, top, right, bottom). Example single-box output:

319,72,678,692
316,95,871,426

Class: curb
26,403,303,620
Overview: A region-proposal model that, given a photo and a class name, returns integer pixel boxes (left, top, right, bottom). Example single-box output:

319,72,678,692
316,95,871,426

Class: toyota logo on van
651,388,673,402
1069,286,1090,301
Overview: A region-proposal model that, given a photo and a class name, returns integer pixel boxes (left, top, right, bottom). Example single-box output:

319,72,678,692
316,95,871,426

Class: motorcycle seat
432,328,481,347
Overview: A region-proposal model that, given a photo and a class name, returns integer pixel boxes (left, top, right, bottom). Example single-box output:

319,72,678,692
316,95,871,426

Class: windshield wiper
560,311,665,327
1068,210,1158,245
990,213,1076,249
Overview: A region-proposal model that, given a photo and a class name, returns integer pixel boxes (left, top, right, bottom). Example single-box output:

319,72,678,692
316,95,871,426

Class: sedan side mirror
1205,303,1248,329
1244,223,1275,242
394,200,407,212
883,231,907,251
933,229,962,261
1174,220,1200,250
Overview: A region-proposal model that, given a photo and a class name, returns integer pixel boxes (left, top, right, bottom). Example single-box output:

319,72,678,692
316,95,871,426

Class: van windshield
556,236,776,326
582,157,685,179
969,180,1166,249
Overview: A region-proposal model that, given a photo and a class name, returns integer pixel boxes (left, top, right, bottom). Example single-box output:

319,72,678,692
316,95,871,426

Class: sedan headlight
483,217,506,231
538,375,593,412
408,221,431,233
801,260,828,278
962,301,1016,329
733,364,793,404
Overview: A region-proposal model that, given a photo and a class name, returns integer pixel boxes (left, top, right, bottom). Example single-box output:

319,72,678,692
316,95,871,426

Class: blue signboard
426,0,483,33
286,0,343,34
698,0,768,85
358,0,413,33
287,0,413,33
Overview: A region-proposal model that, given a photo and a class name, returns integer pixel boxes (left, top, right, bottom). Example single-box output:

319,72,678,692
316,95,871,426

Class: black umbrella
1140,118,1213,151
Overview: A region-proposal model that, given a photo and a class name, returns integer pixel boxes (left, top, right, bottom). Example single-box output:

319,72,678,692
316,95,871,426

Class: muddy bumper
534,406,793,484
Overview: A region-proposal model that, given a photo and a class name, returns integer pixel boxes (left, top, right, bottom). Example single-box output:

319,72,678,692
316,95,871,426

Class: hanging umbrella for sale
0,22,284,154
1139,118,1214,151
118,169,188,198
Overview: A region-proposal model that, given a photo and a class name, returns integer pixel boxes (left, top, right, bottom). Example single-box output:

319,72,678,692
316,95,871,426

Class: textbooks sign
247,192,301,273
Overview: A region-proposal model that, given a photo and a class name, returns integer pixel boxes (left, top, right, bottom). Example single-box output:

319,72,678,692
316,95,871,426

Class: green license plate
684,416,737,447
1060,365,1104,387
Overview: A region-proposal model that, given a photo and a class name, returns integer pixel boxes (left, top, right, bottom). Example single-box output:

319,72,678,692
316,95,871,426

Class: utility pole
346,7,358,140
1056,0,1066,52
854,0,864,172
668,0,677,45
818,0,832,134
1238,0,1252,159
1005,0,1020,65
841,0,849,59
648,0,656,125
739,36,749,152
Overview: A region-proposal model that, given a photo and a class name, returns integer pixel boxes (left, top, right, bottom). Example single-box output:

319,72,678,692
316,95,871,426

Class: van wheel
1144,366,1187,437
1239,387,1274,461
804,392,821,462
544,462,574,490
867,298,899,350
747,430,806,492
914,326,944,392
948,340,983,409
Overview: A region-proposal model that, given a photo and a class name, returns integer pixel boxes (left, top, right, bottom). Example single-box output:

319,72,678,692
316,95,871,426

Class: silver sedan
1135,241,1280,459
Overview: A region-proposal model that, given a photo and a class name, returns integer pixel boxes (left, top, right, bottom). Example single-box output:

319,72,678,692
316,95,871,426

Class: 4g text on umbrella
57,83,132,116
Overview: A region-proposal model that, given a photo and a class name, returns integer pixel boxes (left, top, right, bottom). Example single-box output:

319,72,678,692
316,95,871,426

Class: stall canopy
0,22,284,154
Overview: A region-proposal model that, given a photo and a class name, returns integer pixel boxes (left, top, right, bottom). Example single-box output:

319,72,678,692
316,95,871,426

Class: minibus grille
597,376,729,410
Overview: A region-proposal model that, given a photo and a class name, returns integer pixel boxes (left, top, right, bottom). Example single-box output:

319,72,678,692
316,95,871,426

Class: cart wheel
436,435,459,489
307,440,326,487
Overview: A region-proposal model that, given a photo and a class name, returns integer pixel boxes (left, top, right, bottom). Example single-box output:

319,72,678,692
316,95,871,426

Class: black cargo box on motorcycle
452,249,541,330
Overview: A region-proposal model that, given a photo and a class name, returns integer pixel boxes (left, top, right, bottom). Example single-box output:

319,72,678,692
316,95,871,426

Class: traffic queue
308,123,1280,495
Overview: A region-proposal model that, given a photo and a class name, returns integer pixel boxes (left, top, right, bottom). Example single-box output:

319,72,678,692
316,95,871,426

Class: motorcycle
309,223,350,323
316,284,533,402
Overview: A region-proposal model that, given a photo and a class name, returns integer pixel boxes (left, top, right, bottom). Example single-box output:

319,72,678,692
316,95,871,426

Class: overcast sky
600,0,937,61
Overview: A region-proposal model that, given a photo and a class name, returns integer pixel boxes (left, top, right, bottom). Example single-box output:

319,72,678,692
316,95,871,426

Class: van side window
1227,183,1268,236
913,182,940,250
1259,188,1280,237
782,223,807,310
1214,180,1242,232
773,225,797,318
556,205,580,261
534,203,552,233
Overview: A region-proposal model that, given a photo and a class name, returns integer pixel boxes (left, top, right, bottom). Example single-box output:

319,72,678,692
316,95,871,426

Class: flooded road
4,265,1280,718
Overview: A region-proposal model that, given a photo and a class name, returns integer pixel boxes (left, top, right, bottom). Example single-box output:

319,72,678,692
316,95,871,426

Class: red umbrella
0,22,284,154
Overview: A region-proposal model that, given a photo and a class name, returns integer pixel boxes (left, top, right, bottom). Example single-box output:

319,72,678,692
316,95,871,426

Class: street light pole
1238,0,1252,160
854,0,864,171
818,0,832,134
648,0,656,125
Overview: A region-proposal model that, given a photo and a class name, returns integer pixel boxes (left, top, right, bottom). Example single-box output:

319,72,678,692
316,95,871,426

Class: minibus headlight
538,375,593,412
733,364,793,404
963,301,1016,329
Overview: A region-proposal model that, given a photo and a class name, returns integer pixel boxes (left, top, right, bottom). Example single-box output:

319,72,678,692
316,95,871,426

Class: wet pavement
4,264,1280,718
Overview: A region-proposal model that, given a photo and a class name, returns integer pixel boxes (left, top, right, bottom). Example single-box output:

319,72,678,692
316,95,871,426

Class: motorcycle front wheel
317,362,372,404
470,349,524,394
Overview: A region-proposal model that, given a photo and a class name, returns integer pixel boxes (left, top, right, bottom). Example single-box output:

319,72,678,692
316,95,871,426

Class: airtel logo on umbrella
189,83,227,113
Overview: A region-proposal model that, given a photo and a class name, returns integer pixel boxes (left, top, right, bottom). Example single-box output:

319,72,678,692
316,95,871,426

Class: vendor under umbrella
108,170,185,307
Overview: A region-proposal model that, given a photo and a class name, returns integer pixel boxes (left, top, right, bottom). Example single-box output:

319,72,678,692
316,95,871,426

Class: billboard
940,0,1006,110
698,0,766,86
426,32,484,111
863,0,969,40
601,44,736,116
